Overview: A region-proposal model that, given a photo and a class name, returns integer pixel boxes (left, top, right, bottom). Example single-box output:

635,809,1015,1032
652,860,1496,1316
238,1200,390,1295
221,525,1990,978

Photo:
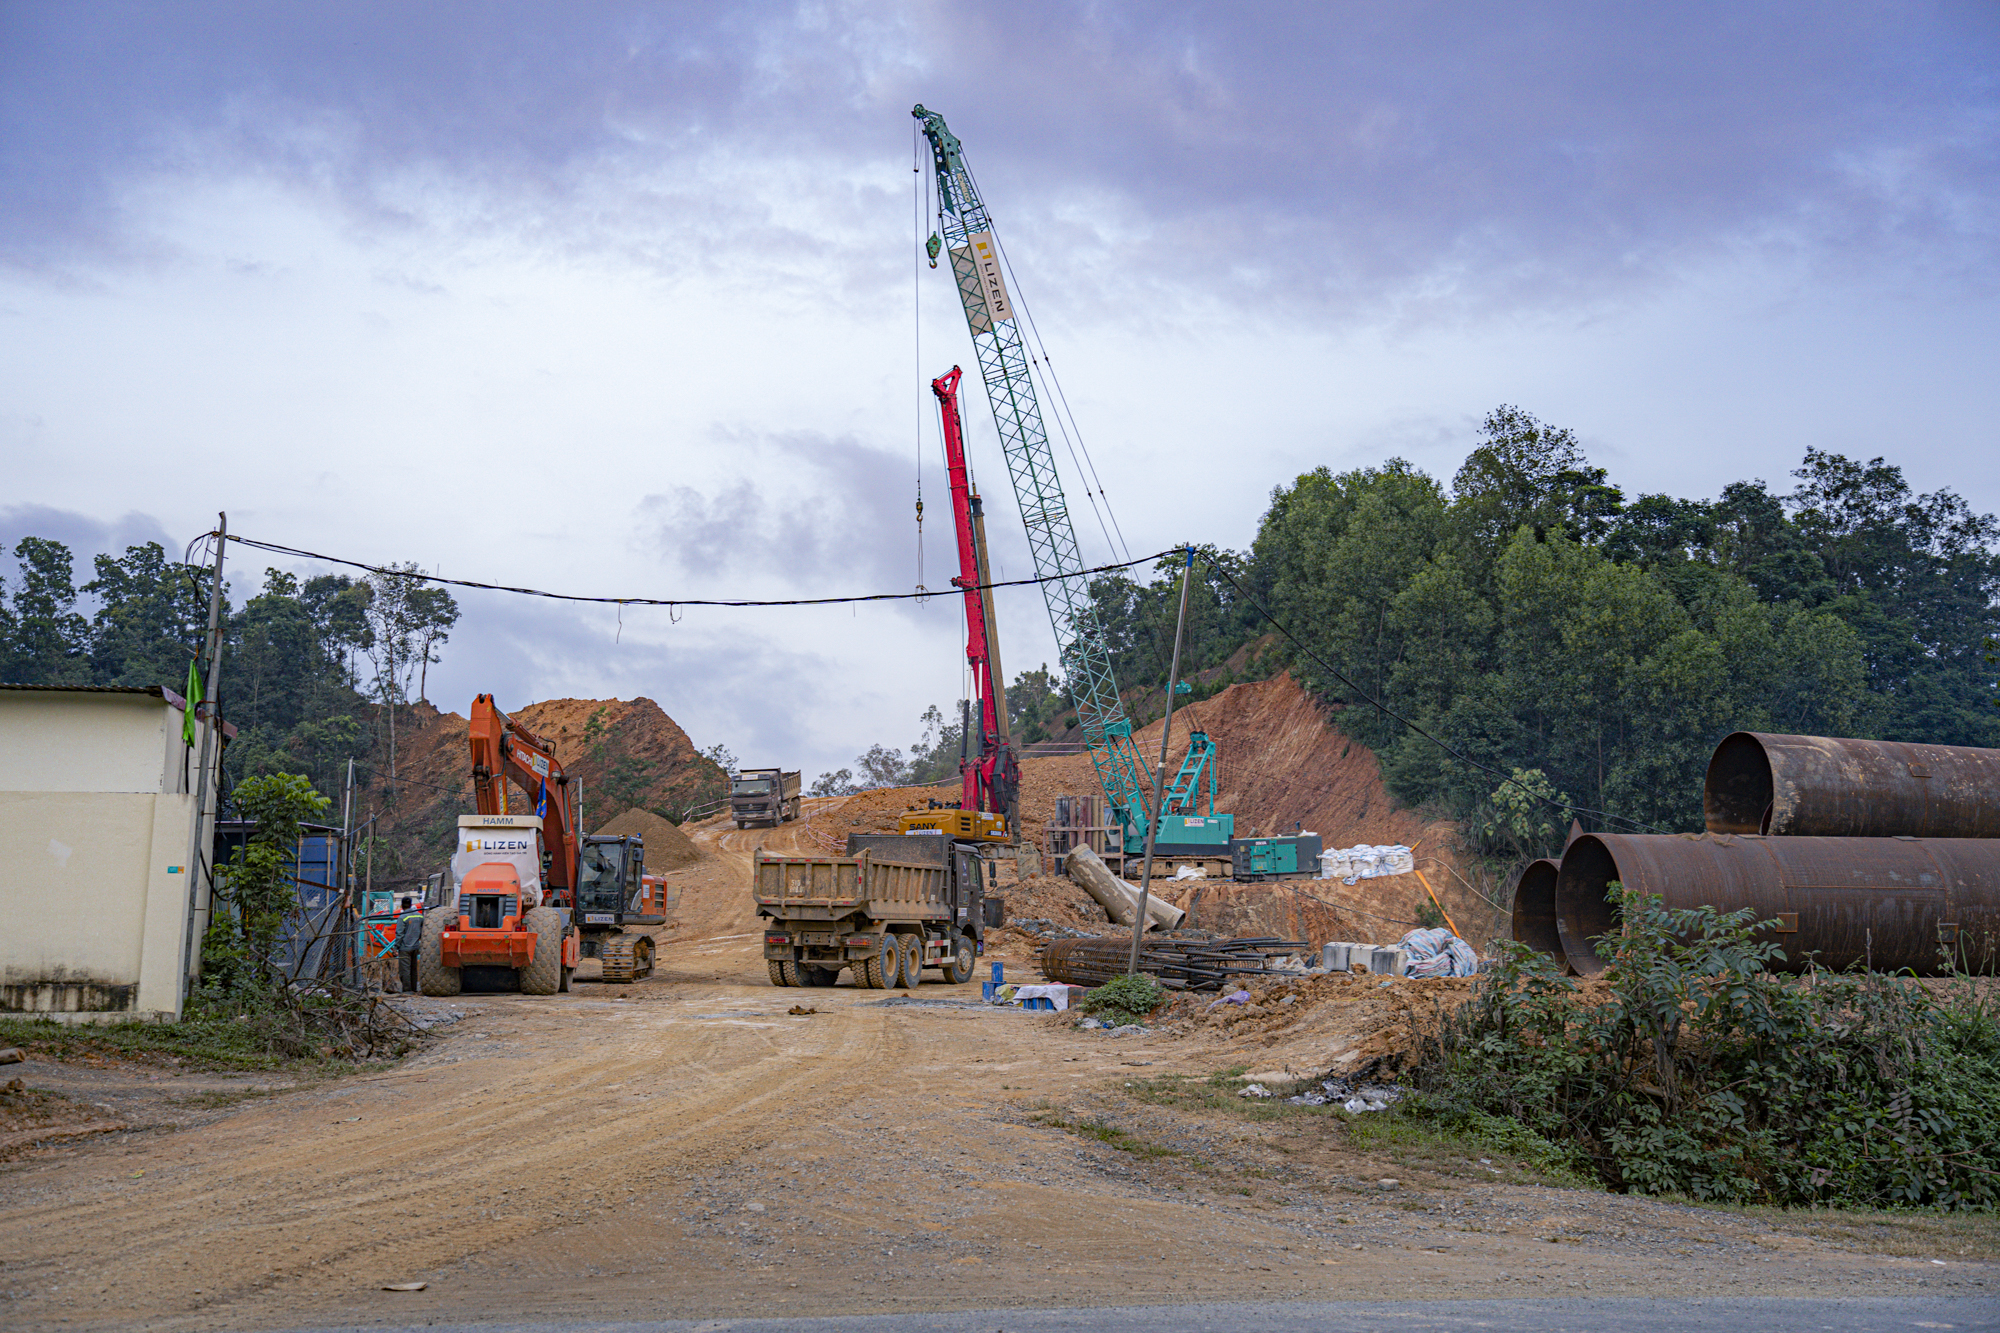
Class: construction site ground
3,802,1995,1332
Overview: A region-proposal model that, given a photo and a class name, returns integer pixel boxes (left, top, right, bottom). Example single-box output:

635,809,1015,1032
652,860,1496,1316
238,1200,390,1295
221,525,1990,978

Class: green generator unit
1142,812,1235,858
1230,834,1323,881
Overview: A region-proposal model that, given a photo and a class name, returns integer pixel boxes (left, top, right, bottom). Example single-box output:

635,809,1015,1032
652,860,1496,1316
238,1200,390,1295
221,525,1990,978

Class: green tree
83,541,210,688
202,772,332,994
2,538,90,683
1007,664,1066,744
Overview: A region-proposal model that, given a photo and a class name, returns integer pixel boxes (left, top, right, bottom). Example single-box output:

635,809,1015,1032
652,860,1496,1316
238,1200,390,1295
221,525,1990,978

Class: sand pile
594,806,704,870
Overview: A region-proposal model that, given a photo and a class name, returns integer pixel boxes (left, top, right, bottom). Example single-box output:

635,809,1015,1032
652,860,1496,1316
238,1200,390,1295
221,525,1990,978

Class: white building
0,684,224,1021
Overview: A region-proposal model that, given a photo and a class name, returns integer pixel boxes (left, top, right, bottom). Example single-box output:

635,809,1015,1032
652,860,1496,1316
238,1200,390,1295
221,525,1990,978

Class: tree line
1068,408,1997,845
0,539,459,808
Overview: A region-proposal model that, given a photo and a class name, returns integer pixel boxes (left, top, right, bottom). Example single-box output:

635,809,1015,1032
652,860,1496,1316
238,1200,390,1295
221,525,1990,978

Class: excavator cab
577,835,644,918
574,834,667,983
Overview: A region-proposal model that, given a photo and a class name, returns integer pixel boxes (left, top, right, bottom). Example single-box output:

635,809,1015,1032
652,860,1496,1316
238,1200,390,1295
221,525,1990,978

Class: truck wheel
862,933,897,989
944,931,975,985
896,932,923,989
416,905,460,997
519,907,564,995
767,959,792,987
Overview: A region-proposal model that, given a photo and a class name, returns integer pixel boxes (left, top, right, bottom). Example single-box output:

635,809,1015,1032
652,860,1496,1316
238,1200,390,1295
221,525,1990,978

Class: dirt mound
358,696,725,880
1158,970,1480,1071
797,783,955,850
593,807,704,870
1015,674,1505,947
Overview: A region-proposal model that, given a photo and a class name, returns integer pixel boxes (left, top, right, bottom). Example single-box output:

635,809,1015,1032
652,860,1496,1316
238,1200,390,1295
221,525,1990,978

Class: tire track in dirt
0,966,902,1328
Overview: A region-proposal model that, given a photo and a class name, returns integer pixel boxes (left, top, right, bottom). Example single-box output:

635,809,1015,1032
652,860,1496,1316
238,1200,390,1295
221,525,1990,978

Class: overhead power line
219,532,1171,610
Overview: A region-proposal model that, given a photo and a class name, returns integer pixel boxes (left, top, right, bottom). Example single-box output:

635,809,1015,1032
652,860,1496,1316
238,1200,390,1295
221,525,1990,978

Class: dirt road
2,810,1993,1331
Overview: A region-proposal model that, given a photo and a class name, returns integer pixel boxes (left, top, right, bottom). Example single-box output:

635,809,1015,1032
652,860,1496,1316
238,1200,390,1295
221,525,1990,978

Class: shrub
1412,883,2000,1208
1081,973,1165,1026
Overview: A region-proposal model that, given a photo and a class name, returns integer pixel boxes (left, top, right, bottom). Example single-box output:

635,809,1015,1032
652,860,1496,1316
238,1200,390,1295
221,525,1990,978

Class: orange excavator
415,694,670,995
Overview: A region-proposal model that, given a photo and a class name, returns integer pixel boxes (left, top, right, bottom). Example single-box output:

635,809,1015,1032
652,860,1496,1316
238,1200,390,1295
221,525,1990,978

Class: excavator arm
469,693,576,902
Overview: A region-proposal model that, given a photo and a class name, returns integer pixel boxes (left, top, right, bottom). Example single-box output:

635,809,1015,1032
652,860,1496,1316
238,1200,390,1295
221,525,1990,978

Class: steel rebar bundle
1039,935,1307,990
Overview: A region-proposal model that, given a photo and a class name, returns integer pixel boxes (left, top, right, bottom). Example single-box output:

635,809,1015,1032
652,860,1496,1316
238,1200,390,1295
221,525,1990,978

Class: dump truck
754,833,998,988
732,768,801,828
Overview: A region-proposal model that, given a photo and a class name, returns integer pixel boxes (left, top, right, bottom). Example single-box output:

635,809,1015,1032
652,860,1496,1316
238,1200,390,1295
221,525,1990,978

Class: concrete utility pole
1127,546,1196,977
179,514,228,1004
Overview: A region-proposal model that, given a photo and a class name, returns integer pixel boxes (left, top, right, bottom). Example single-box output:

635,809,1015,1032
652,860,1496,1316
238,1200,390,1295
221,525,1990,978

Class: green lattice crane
912,103,1157,854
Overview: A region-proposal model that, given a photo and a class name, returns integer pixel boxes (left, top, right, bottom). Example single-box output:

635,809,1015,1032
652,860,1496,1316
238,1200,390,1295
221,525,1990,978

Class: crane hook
925,233,942,269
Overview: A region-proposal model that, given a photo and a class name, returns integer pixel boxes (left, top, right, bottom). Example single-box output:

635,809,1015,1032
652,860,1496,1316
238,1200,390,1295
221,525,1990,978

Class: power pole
1127,547,1195,976
179,514,228,1005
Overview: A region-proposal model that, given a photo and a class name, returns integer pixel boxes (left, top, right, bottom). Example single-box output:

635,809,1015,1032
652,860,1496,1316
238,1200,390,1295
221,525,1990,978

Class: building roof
0,683,239,739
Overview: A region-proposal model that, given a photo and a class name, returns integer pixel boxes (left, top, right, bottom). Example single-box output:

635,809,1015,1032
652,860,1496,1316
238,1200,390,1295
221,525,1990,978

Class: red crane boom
935,366,1019,829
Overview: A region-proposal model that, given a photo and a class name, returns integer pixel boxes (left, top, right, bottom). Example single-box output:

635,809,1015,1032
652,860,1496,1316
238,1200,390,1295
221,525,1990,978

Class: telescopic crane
899,366,1019,843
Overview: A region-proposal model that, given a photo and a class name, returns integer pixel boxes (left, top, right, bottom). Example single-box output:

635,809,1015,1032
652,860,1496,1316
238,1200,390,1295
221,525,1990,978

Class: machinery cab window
578,838,643,915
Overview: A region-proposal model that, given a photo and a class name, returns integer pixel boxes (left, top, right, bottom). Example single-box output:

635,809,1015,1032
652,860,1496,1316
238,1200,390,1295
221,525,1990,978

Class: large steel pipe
1508,858,1569,973
1705,731,2000,838
1555,832,2000,977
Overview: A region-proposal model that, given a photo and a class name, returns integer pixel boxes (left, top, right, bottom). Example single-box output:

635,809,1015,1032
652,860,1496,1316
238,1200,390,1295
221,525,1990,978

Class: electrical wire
219,531,1173,610
1196,549,1670,836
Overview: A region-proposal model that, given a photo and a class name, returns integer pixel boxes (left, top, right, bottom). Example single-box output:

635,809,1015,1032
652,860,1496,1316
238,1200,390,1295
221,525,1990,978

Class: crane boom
935,366,1020,828
913,103,1154,853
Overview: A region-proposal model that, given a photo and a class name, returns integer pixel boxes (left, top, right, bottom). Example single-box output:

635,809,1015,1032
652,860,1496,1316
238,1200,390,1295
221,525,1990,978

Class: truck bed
753,849,953,924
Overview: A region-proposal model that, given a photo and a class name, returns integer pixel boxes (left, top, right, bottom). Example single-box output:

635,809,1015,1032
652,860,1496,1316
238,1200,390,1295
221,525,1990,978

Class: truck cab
731,768,801,828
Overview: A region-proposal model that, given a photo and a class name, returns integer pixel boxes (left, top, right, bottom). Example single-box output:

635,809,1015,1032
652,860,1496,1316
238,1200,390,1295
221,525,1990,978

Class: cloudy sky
4,1,1996,780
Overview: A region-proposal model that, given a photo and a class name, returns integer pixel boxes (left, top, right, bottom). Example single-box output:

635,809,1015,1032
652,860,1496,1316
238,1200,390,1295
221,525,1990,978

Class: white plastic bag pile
1318,844,1415,884
1398,926,1481,977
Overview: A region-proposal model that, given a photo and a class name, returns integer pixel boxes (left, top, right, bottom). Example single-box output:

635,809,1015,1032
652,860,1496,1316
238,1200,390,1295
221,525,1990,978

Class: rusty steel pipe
1553,832,2000,977
1705,731,2000,839
1508,858,1570,973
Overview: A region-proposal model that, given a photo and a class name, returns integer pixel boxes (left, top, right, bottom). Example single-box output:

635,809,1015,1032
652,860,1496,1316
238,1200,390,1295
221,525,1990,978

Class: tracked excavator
416,694,670,995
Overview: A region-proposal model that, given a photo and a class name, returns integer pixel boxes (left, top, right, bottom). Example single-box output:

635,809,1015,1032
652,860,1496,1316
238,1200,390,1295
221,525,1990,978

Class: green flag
183,658,203,747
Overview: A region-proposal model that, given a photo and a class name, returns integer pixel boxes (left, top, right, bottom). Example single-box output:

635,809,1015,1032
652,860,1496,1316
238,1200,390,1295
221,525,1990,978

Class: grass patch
1346,1099,1598,1190
1123,1066,1341,1123
1117,1064,1594,1189
168,1086,289,1110
1031,1108,1188,1160
0,1013,373,1074
1669,1201,2000,1260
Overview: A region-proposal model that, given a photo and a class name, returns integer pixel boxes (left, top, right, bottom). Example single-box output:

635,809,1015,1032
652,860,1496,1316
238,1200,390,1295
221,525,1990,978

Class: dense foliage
1413,890,2000,1208
1085,408,1998,842
0,539,458,802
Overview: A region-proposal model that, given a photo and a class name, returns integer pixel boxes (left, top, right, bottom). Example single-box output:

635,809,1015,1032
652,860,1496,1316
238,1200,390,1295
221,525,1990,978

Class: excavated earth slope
1018,673,1502,947
357,696,723,880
